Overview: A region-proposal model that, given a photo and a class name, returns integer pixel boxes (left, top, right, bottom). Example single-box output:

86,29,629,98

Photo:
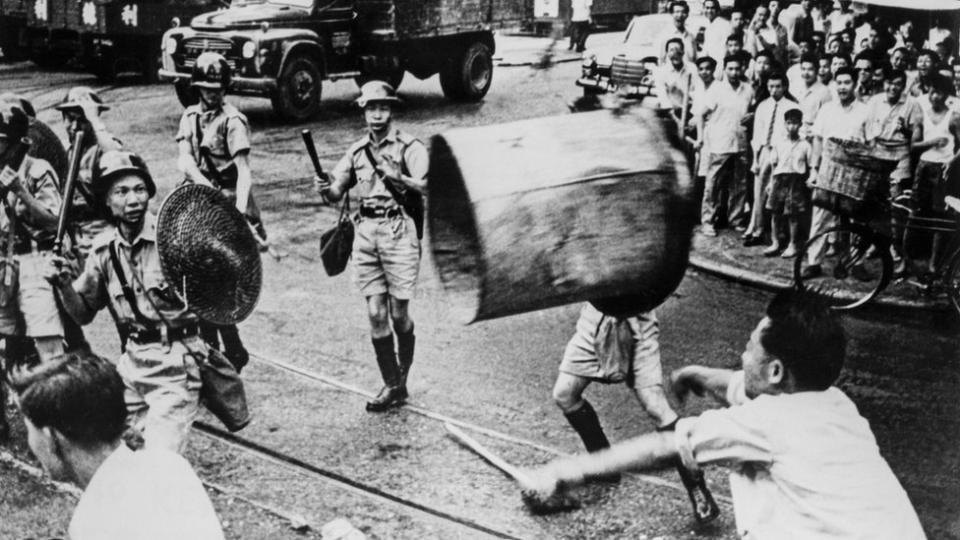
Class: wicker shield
157,184,262,325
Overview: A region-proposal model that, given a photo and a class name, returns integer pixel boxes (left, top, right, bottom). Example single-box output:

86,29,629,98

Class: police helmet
355,80,401,108
0,93,36,118
54,87,110,114
0,103,29,141
191,52,232,90
92,150,157,207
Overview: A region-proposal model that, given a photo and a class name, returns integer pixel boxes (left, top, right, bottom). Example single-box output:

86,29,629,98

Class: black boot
396,325,415,399
564,400,619,482
658,420,720,524
366,336,404,412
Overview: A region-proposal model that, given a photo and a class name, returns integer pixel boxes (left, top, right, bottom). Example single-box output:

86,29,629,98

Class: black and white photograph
0,0,957,538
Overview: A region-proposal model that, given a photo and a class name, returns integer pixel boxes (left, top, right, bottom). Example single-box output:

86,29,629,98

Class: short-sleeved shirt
700,80,754,154
570,0,592,22
655,61,701,110
812,99,868,141
72,213,197,330
701,16,731,64
770,138,812,176
751,96,801,152
330,127,428,206
796,82,833,139
70,445,224,540
674,371,926,540
863,93,923,179
0,156,61,246
175,103,251,180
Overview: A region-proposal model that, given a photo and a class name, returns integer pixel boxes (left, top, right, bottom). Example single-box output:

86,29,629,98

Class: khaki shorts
352,214,420,300
118,335,203,454
0,252,65,338
559,305,663,389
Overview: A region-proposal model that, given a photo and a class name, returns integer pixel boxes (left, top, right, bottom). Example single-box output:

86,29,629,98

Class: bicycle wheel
794,224,893,310
947,250,960,316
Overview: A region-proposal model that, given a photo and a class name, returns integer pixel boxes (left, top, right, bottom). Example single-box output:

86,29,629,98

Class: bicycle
794,194,960,313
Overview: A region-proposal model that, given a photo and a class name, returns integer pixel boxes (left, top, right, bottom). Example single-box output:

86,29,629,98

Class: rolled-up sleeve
403,140,429,183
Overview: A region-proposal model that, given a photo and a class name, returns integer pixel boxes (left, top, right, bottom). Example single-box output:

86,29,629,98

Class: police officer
175,51,258,372
55,87,122,254
314,81,427,412
45,150,205,453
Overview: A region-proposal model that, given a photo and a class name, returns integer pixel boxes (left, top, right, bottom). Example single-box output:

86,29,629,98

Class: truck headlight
165,37,178,54
242,41,256,59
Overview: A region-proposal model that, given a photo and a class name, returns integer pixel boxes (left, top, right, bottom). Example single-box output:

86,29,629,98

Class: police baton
301,129,324,177
53,132,85,256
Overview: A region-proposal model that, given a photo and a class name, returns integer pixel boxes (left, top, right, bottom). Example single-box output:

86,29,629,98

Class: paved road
2,31,959,539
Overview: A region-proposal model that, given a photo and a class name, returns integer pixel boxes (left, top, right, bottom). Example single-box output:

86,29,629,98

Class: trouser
118,335,203,453
569,20,590,51
701,152,750,228
805,206,839,266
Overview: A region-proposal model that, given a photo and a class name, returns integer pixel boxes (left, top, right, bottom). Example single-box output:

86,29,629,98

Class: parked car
576,13,707,100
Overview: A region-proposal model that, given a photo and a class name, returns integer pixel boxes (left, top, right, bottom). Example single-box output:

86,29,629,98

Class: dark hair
665,36,686,53
766,70,787,84
670,0,689,13
940,36,957,55
759,290,846,391
834,66,857,82
755,49,775,63
883,67,907,83
696,56,718,70
812,30,825,41
702,0,719,8
784,108,803,123
13,351,127,447
724,54,745,68
929,72,955,95
917,48,941,65
819,53,833,64
726,32,744,45
799,52,819,67
853,50,875,66
832,52,852,66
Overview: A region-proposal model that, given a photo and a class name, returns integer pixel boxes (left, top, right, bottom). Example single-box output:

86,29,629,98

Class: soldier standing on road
45,150,206,453
56,87,122,255
314,81,427,412
0,102,68,441
550,303,719,524
176,52,260,373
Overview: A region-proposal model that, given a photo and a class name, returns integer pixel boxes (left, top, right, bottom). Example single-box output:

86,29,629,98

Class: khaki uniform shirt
72,213,196,330
0,156,61,247
330,127,428,207
175,103,251,181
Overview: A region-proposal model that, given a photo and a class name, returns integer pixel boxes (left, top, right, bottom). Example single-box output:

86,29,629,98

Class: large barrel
428,107,696,323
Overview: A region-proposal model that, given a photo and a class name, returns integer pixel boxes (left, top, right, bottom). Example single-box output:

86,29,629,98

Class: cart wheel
794,223,892,310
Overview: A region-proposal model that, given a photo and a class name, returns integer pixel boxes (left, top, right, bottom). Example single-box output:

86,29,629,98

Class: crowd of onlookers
652,0,960,279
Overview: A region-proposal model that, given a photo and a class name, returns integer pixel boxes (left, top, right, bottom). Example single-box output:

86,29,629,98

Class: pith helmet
0,103,29,141
355,80,401,108
192,52,232,90
0,93,36,118
54,87,110,113
92,150,157,207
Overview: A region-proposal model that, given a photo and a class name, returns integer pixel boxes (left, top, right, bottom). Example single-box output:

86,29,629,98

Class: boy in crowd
763,108,812,258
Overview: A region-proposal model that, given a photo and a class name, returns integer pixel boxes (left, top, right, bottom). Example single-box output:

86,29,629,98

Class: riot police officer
315,81,428,412
176,51,260,372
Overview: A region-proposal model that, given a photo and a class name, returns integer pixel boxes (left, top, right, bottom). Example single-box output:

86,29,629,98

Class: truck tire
355,69,404,91
271,55,322,121
174,81,199,108
440,42,492,102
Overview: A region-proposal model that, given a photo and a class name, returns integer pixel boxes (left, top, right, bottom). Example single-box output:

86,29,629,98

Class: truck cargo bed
356,0,525,39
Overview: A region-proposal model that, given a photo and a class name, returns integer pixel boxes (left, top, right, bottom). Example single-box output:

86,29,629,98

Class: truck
158,0,526,120
532,0,654,34
0,0,29,60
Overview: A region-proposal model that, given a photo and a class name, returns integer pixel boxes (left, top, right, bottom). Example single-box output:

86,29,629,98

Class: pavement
689,228,954,312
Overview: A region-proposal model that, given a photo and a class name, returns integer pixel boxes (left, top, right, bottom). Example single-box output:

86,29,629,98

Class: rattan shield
157,184,262,324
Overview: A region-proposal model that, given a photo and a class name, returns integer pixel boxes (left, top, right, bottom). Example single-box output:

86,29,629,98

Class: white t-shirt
675,372,927,540
70,445,225,540
570,0,592,22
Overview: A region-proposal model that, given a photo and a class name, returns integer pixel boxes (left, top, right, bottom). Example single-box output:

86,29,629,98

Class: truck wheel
174,81,199,108
272,56,322,121
355,69,404,91
440,42,492,102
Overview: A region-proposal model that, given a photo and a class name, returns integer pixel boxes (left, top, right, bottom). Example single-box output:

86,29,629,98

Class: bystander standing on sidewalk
569,0,593,53
795,53,833,141
763,108,812,258
657,1,697,65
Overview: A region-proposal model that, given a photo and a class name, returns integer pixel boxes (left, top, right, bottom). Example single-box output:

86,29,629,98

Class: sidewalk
689,229,954,312
494,33,596,67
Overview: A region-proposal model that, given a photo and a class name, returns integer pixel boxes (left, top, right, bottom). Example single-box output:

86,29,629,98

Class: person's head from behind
783,108,802,138
12,351,126,485
741,290,846,398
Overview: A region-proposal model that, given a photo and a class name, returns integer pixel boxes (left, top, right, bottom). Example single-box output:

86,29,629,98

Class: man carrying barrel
314,81,427,412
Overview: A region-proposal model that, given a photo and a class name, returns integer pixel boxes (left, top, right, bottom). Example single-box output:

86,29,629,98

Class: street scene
1,0,960,539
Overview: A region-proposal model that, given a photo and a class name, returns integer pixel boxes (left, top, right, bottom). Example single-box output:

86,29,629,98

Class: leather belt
359,205,402,219
127,324,199,344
